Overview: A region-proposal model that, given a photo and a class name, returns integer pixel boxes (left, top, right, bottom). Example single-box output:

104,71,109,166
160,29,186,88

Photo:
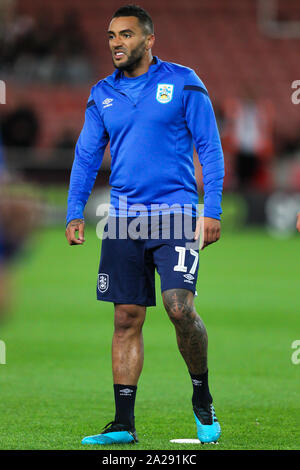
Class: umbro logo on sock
192,379,203,386
120,388,133,396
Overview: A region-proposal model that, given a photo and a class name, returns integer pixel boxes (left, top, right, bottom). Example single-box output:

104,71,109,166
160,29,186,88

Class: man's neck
124,53,154,78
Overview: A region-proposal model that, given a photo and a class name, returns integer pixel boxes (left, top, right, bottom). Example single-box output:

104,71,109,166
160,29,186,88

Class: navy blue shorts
97,214,199,306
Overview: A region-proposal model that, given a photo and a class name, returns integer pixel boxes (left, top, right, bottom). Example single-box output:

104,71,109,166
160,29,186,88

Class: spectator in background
1,8,93,83
32,10,55,60
52,128,76,166
0,134,5,175
225,87,274,191
234,90,260,187
54,10,88,58
0,186,39,321
278,132,300,157
0,13,36,70
214,104,227,138
1,104,39,148
50,10,93,83
0,137,39,320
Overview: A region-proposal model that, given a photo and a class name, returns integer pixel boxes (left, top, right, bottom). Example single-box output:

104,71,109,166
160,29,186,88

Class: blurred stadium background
0,0,299,450
1,0,300,230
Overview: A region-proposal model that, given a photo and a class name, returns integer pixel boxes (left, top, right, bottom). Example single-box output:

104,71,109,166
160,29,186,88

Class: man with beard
66,5,224,445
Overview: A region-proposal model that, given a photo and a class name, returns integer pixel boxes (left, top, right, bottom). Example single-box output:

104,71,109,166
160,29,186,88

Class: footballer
66,5,224,445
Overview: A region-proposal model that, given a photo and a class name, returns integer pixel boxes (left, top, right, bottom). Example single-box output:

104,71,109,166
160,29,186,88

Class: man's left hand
194,217,221,250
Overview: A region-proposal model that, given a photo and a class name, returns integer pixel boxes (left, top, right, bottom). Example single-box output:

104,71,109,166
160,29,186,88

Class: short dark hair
112,4,154,35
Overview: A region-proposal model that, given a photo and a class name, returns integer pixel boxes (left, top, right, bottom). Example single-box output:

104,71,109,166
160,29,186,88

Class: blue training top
66,56,225,224
117,70,150,104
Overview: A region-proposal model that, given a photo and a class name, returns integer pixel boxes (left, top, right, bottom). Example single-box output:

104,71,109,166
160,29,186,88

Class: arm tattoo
68,218,84,228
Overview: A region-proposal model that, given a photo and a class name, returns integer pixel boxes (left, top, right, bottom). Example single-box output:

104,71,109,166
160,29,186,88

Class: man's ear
146,34,155,51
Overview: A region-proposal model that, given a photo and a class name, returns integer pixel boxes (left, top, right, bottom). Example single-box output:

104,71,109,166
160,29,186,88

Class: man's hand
297,213,300,233
65,219,85,245
194,216,221,250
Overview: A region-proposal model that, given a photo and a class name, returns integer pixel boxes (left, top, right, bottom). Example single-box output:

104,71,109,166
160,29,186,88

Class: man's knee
163,289,195,324
114,304,146,333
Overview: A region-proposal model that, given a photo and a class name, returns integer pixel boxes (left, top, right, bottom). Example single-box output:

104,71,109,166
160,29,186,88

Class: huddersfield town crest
156,84,174,104
98,273,109,293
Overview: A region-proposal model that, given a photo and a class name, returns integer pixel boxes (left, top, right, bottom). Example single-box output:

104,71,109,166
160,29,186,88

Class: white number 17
174,246,198,274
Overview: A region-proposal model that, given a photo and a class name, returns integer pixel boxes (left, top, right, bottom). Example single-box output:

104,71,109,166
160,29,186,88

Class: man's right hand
65,219,85,245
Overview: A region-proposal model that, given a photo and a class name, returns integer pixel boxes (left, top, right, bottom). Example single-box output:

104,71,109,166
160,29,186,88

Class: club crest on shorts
156,84,174,104
98,273,109,293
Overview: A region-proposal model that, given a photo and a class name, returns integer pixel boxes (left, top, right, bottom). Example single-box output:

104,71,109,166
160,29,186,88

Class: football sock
113,384,137,427
189,369,213,407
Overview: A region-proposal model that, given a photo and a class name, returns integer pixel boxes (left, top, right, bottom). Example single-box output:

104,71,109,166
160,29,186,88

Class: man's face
108,16,150,71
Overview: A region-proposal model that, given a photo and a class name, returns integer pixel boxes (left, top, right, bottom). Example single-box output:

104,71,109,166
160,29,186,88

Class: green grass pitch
0,226,299,450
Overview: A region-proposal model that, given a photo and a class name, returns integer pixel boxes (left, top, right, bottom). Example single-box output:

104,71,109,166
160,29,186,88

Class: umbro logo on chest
102,98,113,108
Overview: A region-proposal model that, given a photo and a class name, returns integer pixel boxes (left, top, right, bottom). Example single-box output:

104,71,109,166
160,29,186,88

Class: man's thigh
97,235,156,307
150,214,199,295
153,243,199,295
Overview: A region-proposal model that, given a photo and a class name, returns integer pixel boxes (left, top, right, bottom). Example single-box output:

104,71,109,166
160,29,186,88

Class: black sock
113,384,137,427
189,370,213,407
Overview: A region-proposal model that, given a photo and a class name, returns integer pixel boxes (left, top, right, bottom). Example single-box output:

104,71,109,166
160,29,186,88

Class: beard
112,40,146,72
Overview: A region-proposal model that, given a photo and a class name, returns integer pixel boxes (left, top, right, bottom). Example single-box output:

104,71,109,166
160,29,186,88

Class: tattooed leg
162,288,208,375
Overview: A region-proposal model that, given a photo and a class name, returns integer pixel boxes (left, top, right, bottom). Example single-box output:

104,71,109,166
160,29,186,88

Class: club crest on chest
156,84,174,104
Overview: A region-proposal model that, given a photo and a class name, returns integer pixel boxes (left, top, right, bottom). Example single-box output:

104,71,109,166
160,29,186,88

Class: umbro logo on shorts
183,273,194,284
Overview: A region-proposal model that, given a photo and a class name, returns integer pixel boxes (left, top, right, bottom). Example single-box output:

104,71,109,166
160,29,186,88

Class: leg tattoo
163,289,208,374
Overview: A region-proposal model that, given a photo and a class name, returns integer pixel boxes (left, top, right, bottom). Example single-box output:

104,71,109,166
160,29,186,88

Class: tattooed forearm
68,218,84,227
163,289,208,375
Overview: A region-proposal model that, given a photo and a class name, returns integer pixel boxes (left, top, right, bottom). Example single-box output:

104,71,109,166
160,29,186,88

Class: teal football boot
81,421,138,445
193,404,221,443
